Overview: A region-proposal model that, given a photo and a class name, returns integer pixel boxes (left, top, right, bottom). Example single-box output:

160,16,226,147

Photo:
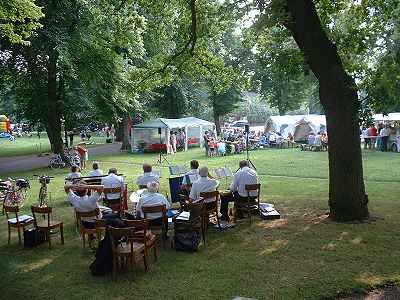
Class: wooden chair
236,184,261,224
173,200,206,248
95,219,107,245
142,205,168,248
187,200,206,245
199,191,221,229
103,187,123,213
4,205,34,245
124,219,157,264
75,209,101,248
31,206,64,249
108,226,146,280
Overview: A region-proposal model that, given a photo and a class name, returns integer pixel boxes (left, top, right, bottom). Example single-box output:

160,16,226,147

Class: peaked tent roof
133,117,214,129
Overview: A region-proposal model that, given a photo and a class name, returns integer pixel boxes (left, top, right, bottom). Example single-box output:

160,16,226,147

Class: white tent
265,114,326,141
373,113,400,122
131,117,215,152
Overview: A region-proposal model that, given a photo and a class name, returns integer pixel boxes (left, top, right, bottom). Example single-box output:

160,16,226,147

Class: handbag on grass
174,231,200,252
24,228,46,248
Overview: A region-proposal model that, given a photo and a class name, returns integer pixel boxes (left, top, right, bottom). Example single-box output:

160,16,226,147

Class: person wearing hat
136,181,171,225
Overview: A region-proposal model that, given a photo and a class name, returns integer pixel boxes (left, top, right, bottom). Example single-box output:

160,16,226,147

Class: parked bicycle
33,174,54,207
48,148,80,169
2,178,30,211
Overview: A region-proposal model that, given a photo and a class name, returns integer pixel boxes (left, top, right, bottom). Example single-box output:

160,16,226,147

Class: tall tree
1,0,146,156
210,86,243,134
279,1,369,220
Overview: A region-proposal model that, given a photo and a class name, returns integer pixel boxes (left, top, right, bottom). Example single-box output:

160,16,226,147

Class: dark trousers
381,136,389,151
220,191,253,220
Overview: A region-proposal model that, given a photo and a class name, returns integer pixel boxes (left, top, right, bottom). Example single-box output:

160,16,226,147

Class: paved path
0,143,121,175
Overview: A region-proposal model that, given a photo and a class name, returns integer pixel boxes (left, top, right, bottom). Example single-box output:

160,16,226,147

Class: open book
176,211,190,221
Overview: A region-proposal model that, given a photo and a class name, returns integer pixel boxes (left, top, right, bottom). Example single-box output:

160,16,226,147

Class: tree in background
0,0,43,44
210,86,243,134
0,0,145,156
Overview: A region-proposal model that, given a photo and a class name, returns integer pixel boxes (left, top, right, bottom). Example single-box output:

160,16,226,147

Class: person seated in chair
67,165,82,181
101,168,124,206
136,181,171,236
136,163,160,189
189,166,219,210
66,183,104,229
181,160,200,190
220,160,258,221
89,161,103,177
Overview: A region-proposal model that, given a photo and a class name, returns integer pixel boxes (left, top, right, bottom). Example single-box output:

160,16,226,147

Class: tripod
156,128,169,165
245,126,256,170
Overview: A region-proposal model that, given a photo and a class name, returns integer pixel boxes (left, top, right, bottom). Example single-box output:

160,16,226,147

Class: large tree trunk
121,114,131,151
212,100,221,136
283,0,369,221
46,49,64,156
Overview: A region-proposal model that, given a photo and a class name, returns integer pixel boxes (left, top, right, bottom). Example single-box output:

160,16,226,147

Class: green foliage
252,26,316,115
0,0,43,44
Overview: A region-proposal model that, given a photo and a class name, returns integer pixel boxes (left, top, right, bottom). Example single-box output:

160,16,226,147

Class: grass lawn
0,133,107,157
0,148,399,299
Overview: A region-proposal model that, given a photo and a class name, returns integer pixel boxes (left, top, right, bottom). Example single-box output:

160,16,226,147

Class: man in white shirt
66,184,104,228
136,182,170,237
89,162,103,177
136,164,160,188
380,125,391,152
220,160,258,221
136,181,171,220
189,166,219,210
101,168,124,205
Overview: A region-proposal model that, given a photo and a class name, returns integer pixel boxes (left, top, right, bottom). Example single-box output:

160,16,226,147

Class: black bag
174,230,200,252
24,228,45,248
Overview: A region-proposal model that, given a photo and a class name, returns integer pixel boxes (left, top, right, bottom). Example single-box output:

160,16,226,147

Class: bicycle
49,154,66,169
2,178,30,212
33,175,54,207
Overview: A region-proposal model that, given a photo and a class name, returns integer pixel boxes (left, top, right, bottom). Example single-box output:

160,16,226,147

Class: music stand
156,127,169,165
245,124,257,170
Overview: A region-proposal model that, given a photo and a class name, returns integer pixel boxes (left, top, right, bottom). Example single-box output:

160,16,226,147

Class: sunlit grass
0,148,399,299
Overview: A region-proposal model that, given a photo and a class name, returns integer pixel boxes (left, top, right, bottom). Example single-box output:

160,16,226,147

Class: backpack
174,230,200,252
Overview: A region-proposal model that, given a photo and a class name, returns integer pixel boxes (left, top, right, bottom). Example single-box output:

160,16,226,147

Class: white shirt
230,166,258,197
182,169,199,185
362,128,369,138
67,172,82,180
101,173,124,200
136,172,160,187
380,128,390,137
189,177,219,203
314,134,322,146
136,192,171,219
89,169,103,177
68,191,102,219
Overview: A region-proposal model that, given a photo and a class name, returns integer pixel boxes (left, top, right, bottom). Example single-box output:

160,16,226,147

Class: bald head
199,166,209,177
